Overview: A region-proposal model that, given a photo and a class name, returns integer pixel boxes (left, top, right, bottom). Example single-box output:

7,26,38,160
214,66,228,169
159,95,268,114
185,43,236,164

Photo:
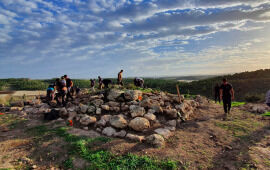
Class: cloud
0,0,270,78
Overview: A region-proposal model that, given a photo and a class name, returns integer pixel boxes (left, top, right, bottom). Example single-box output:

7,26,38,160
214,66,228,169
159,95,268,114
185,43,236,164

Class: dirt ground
0,102,269,169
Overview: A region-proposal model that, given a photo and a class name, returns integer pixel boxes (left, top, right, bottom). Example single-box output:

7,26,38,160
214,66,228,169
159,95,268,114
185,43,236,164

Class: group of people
46,75,80,106
90,70,145,92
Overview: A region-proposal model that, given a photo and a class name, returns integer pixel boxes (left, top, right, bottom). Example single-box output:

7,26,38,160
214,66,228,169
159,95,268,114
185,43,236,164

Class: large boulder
129,105,145,118
107,89,124,101
124,90,142,101
146,134,165,148
176,101,194,120
80,115,97,125
102,127,116,137
154,128,172,139
129,117,150,131
126,133,145,142
110,115,128,129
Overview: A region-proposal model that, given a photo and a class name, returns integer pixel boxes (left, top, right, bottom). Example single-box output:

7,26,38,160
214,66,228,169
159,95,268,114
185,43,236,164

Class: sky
0,0,270,79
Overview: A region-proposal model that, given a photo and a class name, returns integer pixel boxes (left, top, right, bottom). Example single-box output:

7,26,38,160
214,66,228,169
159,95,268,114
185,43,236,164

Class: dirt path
0,103,269,169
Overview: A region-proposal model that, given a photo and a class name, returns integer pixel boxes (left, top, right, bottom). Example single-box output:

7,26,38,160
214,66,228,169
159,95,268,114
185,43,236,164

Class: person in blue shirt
47,84,55,101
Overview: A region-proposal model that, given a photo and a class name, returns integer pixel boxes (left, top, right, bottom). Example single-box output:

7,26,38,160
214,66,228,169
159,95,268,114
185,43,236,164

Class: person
214,83,220,103
90,79,95,92
98,76,103,90
117,70,123,86
75,86,81,95
134,77,144,88
220,78,234,118
266,90,270,107
64,75,73,100
46,84,55,101
102,79,112,88
56,76,67,106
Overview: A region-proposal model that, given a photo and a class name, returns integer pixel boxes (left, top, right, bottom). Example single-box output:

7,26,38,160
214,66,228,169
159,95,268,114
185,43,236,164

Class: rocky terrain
1,88,269,169
1,88,207,148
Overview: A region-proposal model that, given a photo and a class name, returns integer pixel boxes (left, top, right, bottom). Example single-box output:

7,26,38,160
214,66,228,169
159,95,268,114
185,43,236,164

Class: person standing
64,75,74,100
214,83,220,103
98,76,103,90
59,76,67,106
220,78,234,118
117,70,123,86
90,79,95,92
266,90,270,107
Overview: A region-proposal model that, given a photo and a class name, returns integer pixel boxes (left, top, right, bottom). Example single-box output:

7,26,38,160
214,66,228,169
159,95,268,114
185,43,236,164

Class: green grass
28,125,178,169
261,112,270,117
219,101,246,107
215,116,264,138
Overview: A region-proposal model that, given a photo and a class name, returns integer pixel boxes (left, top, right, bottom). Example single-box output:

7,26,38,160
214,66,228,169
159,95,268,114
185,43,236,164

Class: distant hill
177,69,270,102
159,75,218,81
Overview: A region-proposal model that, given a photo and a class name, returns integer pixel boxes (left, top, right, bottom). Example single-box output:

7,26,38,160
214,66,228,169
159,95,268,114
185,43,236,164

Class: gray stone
87,105,96,113
124,90,142,101
167,120,177,127
102,127,116,137
114,130,127,137
79,104,88,113
59,107,68,116
92,99,104,107
129,105,145,118
154,128,172,139
67,111,77,120
96,108,102,114
107,89,124,101
146,134,165,148
164,109,178,118
96,119,107,126
151,105,163,113
110,115,128,129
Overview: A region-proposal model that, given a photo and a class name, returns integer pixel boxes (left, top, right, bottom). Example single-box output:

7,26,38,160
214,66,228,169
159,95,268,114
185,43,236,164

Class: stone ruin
0,88,207,148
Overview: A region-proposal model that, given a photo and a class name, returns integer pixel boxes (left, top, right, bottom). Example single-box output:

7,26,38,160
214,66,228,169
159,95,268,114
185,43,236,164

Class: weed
63,157,74,169
261,112,270,117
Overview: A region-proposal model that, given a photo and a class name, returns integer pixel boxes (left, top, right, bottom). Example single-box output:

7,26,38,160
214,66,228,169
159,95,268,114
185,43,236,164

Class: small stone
79,104,88,113
102,127,116,137
146,134,165,148
144,113,156,121
80,115,97,125
83,127,88,130
126,133,145,142
154,128,172,139
101,105,110,111
96,108,102,114
96,119,107,126
87,105,96,113
110,115,128,129
167,120,177,127
59,107,68,116
114,130,127,137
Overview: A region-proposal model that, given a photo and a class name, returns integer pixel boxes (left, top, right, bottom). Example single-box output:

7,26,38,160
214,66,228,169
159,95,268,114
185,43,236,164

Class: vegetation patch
261,112,270,117
27,126,178,169
215,116,264,138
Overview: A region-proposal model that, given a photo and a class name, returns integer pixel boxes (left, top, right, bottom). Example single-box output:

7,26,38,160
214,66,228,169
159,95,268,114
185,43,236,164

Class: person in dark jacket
90,79,95,92
220,78,234,118
64,75,73,100
98,76,103,90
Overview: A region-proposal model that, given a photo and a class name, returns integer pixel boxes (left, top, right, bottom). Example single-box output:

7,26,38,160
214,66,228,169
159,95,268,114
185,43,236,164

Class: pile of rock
239,103,270,114
1,89,201,148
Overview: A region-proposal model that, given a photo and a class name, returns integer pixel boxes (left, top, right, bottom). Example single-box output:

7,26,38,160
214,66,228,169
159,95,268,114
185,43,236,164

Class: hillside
178,69,270,102
0,69,270,102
